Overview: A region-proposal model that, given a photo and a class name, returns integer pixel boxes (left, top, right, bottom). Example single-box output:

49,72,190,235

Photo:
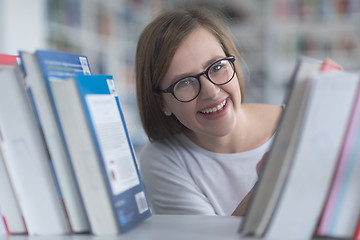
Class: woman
135,7,282,216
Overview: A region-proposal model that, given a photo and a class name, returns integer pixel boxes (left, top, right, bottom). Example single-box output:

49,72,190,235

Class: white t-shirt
138,133,274,216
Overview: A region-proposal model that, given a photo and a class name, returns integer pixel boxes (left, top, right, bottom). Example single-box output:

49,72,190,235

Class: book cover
34,50,91,79
19,50,91,233
240,56,323,237
0,139,27,234
0,67,70,235
315,76,360,238
50,74,151,235
264,70,359,240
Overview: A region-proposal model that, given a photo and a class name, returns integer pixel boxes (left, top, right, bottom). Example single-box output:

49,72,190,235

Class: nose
198,75,220,99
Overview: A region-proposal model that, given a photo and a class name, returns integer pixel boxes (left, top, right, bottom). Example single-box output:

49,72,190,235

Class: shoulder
139,134,188,158
243,103,283,123
242,103,283,143
138,138,176,165
138,134,190,171
245,103,283,114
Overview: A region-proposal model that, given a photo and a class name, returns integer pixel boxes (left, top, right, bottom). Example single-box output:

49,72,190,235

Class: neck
184,116,252,154
184,104,278,153
184,131,239,154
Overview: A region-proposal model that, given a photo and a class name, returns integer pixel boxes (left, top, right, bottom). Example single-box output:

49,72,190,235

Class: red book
0,54,18,66
354,216,360,240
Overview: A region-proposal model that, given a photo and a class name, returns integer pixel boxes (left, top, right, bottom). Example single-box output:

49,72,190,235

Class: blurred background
1,0,359,151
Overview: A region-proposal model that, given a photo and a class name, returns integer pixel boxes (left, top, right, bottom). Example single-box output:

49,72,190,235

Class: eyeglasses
158,56,236,102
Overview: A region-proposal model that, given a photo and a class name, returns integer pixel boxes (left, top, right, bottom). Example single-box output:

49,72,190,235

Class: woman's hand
320,58,343,72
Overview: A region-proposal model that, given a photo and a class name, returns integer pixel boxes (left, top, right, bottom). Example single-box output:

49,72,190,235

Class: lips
200,99,227,114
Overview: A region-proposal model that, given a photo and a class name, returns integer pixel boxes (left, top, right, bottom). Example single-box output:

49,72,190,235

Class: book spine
354,216,360,240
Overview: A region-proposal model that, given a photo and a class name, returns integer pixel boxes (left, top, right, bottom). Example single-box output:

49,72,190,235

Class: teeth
201,99,226,114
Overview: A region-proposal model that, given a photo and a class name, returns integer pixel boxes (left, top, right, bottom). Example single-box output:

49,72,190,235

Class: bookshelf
261,0,360,104
169,0,360,105
1,1,360,239
45,0,175,152
1,215,244,240
1,0,360,148
0,0,47,55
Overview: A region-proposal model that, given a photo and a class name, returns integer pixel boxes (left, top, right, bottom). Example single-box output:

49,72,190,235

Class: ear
163,109,172,116
162,102,173,117
155,92,172,116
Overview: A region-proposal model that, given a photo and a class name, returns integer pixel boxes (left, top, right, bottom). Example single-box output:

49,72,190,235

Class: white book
0,68,69,235
19,51,90,233
315,72,360,239
0,143,27,234
240,57,323,237
265,70,359,240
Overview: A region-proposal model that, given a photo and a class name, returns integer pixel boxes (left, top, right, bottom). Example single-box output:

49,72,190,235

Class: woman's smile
200,98,227,114
198,97,230,121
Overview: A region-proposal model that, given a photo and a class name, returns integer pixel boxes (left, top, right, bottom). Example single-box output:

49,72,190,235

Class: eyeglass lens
174,58,234,102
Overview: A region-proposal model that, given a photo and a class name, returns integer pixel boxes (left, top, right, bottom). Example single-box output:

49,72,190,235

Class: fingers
321,58,344,72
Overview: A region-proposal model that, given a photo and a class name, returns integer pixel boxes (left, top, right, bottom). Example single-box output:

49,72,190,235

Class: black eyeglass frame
157,56,236,103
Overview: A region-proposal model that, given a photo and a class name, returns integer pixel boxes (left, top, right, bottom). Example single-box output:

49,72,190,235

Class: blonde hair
135,7,245,142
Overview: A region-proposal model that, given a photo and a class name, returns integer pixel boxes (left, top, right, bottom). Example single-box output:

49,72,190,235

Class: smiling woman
135,7,283,216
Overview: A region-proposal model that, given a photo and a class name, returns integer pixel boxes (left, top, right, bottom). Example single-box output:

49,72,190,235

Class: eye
175,77,197,90
209,60,226,74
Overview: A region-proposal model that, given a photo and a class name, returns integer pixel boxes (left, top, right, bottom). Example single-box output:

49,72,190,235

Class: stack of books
0,50,151,236
240,57,360,240
1,49,360,240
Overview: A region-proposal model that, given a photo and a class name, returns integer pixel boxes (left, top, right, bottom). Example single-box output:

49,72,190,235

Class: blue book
35,49,91,79
19,50,91,233
50,74,152,235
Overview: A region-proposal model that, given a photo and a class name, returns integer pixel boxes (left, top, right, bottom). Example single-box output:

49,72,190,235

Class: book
263,70,359,239
0,54,18,70
0,67,70,235
0,138,27,234
315,72,360,239
240,56,323,237
354,216,360,240
0,211,7,236
19,50,91,233
49,74,152,235
240,57,360,239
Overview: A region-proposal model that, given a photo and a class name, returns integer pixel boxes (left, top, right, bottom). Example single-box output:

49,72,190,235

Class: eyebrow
169,55,226,84
203,55,225,69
